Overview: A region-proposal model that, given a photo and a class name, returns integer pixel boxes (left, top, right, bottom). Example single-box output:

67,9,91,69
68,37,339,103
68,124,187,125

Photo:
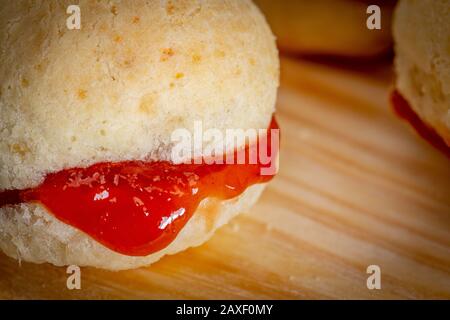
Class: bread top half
0,0,279,190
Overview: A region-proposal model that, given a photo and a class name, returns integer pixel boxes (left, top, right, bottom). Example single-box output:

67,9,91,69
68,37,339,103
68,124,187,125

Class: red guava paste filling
390,90,450,158
0,117,279,256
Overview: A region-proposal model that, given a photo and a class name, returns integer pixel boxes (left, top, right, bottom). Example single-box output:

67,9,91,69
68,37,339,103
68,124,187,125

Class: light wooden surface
1,57,449,299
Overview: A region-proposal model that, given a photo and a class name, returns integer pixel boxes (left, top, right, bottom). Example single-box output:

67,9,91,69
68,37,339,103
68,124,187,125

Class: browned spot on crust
161,48,175,61
21,78,29,88
122,60,132,67
77,89,87,100
113,35,122,43
166,1,175,15
132,16,140,24
139,94,155,114
111,5,118,15
175,72,184,79
192,54,201,63
32,30,46,50
10,143,30,157
214,50,225,58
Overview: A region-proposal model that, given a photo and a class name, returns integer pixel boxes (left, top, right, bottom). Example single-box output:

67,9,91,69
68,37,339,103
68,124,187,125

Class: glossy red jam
390,90,450,158
0,118,279,256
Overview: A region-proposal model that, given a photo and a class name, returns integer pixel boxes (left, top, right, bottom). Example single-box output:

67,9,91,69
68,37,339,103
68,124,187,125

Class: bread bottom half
0,184,265,270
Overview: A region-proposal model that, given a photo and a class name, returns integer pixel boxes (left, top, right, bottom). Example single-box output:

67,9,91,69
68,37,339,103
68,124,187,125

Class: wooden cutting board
1,57,449,299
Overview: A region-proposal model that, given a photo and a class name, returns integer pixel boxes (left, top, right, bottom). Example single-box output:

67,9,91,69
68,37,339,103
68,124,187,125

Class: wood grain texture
1,57,449,299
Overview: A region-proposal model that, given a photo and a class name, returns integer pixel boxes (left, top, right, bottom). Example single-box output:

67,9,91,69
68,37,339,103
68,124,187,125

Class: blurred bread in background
255,0,395,58
393,0,450,147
